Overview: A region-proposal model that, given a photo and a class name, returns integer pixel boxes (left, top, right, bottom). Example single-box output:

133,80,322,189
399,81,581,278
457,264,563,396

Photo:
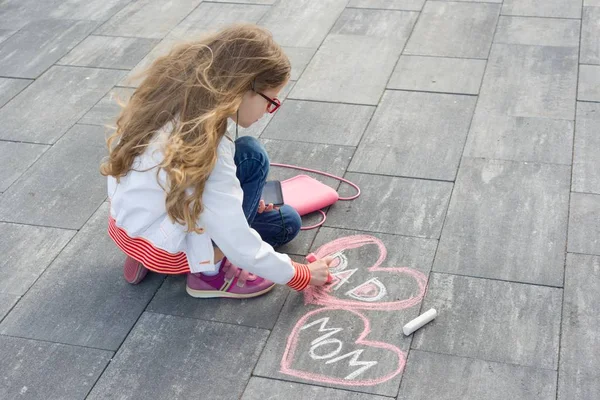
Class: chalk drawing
345,277,387,302
330,268,358,291
303,235,428,311
279,235,430,387
281,307,405,386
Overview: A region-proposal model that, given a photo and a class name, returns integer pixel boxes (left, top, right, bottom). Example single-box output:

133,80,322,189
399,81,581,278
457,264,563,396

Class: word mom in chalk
301,316,378,380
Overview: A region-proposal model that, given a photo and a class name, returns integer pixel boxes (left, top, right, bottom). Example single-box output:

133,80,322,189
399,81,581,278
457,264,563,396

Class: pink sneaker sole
185,283,275,299
123,256,148,285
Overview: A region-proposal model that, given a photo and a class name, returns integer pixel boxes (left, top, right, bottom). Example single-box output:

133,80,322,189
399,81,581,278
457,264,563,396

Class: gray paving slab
582,6,600,65
436,0,502,2
229,81,296,138
210,0,275,3
120,38,179,87
168,2,270,40
0,19,99,79
290,7,419,105
0,293,19,321
59,35,158,70
412,273,562,369
330,8,419,41
325,173,453,238
477,44,578,120
398,350,557,400
0,30,15,45
559,253,600,400
348,0,424,10
0,1,32,30
0,0,130,30
573,102,600,194
0,204,164,350
0,124,112,229
290,35,404,105
585,0,600,5
282,47,317,81
79,87,135,127
147,274,290,329
254,227,435,396
350,90,477,181
495,16,580,48
463,113,574,165
403,2,500,59
87,312,269,400
0,222,74,296
387,56,486,95
242,377,394,400
0,141,48,192
568,192,600,255
0,336,111,400
261,139,355,255
0,66,125,144
38,0,131,21
578,65,600,102
434,158,570,286
95,0,203,39
259,0,348,48
261,99,374,145
0,78,31,108
502,0,582,18
559,372,600,400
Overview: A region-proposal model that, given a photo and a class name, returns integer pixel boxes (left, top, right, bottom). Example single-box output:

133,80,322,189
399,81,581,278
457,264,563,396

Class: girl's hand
258,199,279,213
308,256,334,286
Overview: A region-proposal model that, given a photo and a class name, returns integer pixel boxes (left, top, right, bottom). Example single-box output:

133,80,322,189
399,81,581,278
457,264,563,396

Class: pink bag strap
270,163,361,230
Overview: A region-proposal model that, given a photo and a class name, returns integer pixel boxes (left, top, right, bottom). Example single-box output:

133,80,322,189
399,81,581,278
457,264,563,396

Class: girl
100,24,333,299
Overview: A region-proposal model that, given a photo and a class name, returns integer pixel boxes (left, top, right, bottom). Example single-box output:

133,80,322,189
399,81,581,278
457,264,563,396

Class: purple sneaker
123,256,148,285
186,257,275,298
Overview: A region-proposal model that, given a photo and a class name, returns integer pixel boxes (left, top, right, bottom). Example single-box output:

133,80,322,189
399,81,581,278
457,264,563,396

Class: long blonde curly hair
100,24,290,233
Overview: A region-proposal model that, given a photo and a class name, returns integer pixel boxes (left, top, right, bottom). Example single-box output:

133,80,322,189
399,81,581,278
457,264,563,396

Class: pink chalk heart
304,235,428,311
280,307,406,386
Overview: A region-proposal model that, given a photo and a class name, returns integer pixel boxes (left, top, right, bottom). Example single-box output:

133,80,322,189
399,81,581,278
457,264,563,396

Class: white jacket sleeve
195,139,295,284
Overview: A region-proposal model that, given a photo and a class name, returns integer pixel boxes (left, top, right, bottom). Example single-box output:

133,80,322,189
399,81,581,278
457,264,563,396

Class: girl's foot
186,257,275,298
123,256,148,284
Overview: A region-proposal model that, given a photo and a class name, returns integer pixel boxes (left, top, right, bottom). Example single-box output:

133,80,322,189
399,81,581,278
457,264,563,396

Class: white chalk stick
402,308,437,336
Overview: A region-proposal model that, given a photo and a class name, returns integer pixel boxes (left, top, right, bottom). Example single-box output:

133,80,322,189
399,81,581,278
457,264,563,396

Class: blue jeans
234,136,301,248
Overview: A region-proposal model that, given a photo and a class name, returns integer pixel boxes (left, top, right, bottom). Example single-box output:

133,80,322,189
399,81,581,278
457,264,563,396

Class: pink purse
272,164,360,230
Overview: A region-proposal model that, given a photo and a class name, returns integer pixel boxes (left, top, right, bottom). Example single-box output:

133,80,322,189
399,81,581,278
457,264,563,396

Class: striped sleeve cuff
287,261,311,291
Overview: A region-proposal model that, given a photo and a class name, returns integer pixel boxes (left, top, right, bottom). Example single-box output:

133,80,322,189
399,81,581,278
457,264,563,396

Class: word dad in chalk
402,308,437,336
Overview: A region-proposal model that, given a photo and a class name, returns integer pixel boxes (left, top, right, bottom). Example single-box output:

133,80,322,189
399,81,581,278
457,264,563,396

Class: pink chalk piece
303,235,428,310
280,307,406,386
306,253,333,284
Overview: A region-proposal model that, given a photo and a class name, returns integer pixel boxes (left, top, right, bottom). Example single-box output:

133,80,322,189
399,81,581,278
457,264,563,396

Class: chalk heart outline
304,235,428,311
280,307,406,386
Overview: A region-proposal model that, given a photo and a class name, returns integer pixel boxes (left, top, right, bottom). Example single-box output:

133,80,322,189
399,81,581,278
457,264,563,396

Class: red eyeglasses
251,82,281,113
256,92,281,113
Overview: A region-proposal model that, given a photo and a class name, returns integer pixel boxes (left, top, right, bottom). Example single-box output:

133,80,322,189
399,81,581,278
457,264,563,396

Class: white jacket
107,127,295,284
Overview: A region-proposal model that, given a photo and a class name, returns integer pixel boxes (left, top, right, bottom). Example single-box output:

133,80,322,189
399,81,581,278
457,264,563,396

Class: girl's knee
236,136,269,163
235,136,270,178
281,205,301,240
